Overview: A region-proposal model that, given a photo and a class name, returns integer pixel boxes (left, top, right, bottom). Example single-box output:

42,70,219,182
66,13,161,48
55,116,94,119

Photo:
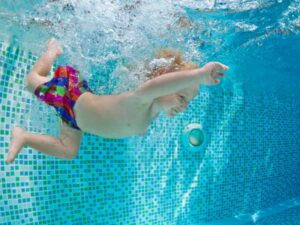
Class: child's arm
134,62,229,102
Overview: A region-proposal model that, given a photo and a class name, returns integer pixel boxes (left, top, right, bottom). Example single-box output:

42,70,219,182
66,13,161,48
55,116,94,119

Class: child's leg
32,38,63,76
26,38,63,93
7,122,82,163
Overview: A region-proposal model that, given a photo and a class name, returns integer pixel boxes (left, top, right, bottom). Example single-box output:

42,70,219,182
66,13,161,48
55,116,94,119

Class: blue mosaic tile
0,38,299,225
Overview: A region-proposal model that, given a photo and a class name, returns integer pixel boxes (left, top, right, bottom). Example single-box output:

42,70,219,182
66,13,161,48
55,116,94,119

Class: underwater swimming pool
0,0,300,224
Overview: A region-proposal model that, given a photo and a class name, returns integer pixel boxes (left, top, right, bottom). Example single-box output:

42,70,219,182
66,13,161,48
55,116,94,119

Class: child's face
157,86,198,117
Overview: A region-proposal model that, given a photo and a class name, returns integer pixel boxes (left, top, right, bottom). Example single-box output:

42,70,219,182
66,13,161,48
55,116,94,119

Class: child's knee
25,72,50,93
65,152,77,160
25,73,35,92
63,148,78,160
60,140,79,160
69,147,79,159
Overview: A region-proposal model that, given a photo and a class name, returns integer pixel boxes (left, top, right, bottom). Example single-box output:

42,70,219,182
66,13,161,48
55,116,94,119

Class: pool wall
0,39,300,225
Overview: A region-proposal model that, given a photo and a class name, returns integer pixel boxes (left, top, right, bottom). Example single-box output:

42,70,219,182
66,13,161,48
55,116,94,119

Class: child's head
148,48,199,117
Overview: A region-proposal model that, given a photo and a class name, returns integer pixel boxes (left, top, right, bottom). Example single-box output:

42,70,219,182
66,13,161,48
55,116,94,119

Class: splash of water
0,0,299,89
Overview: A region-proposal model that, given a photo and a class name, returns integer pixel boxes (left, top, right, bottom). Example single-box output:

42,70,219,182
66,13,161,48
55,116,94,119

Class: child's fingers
214,62,229,71
214,78,220,84
214,72,225,77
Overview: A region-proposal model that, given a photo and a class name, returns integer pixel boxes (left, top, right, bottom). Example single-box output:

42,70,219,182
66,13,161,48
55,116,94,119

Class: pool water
0,0,300,224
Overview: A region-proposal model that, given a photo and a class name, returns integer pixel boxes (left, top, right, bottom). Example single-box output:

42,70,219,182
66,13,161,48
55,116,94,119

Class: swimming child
6,38,229,163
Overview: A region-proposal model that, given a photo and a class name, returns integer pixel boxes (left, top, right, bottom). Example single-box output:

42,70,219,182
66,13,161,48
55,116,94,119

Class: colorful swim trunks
34,65,94,130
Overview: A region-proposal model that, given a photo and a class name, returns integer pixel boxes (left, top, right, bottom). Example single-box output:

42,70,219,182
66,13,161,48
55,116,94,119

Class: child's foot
6,127,27,164
47,37,63,57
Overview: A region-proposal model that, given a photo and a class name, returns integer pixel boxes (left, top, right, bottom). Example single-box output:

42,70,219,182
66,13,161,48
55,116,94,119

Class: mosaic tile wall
255,206,300,225
0,40,300,225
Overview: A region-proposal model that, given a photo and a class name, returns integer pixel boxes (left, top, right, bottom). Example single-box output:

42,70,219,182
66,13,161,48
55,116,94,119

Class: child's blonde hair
147,48,199,78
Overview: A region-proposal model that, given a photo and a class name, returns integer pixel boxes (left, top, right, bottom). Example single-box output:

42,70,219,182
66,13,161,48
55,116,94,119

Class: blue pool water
0,0,300,224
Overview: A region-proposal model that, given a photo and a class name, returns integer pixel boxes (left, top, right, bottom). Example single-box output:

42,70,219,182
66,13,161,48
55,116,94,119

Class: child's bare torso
74,92,158,138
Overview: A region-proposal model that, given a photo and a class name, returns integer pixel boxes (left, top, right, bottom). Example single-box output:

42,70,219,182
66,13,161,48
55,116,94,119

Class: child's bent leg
25,38,63,93
31,38,63,77
7,125,82,163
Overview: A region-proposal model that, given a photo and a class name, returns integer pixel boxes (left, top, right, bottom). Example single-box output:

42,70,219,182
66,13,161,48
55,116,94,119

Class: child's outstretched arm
134,62,229,103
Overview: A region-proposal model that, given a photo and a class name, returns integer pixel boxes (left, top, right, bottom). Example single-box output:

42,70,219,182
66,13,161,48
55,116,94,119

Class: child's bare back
7,38,229,163
74,91,157,138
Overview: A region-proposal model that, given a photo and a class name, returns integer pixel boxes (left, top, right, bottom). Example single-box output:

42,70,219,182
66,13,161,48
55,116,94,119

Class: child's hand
199,62,229,85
